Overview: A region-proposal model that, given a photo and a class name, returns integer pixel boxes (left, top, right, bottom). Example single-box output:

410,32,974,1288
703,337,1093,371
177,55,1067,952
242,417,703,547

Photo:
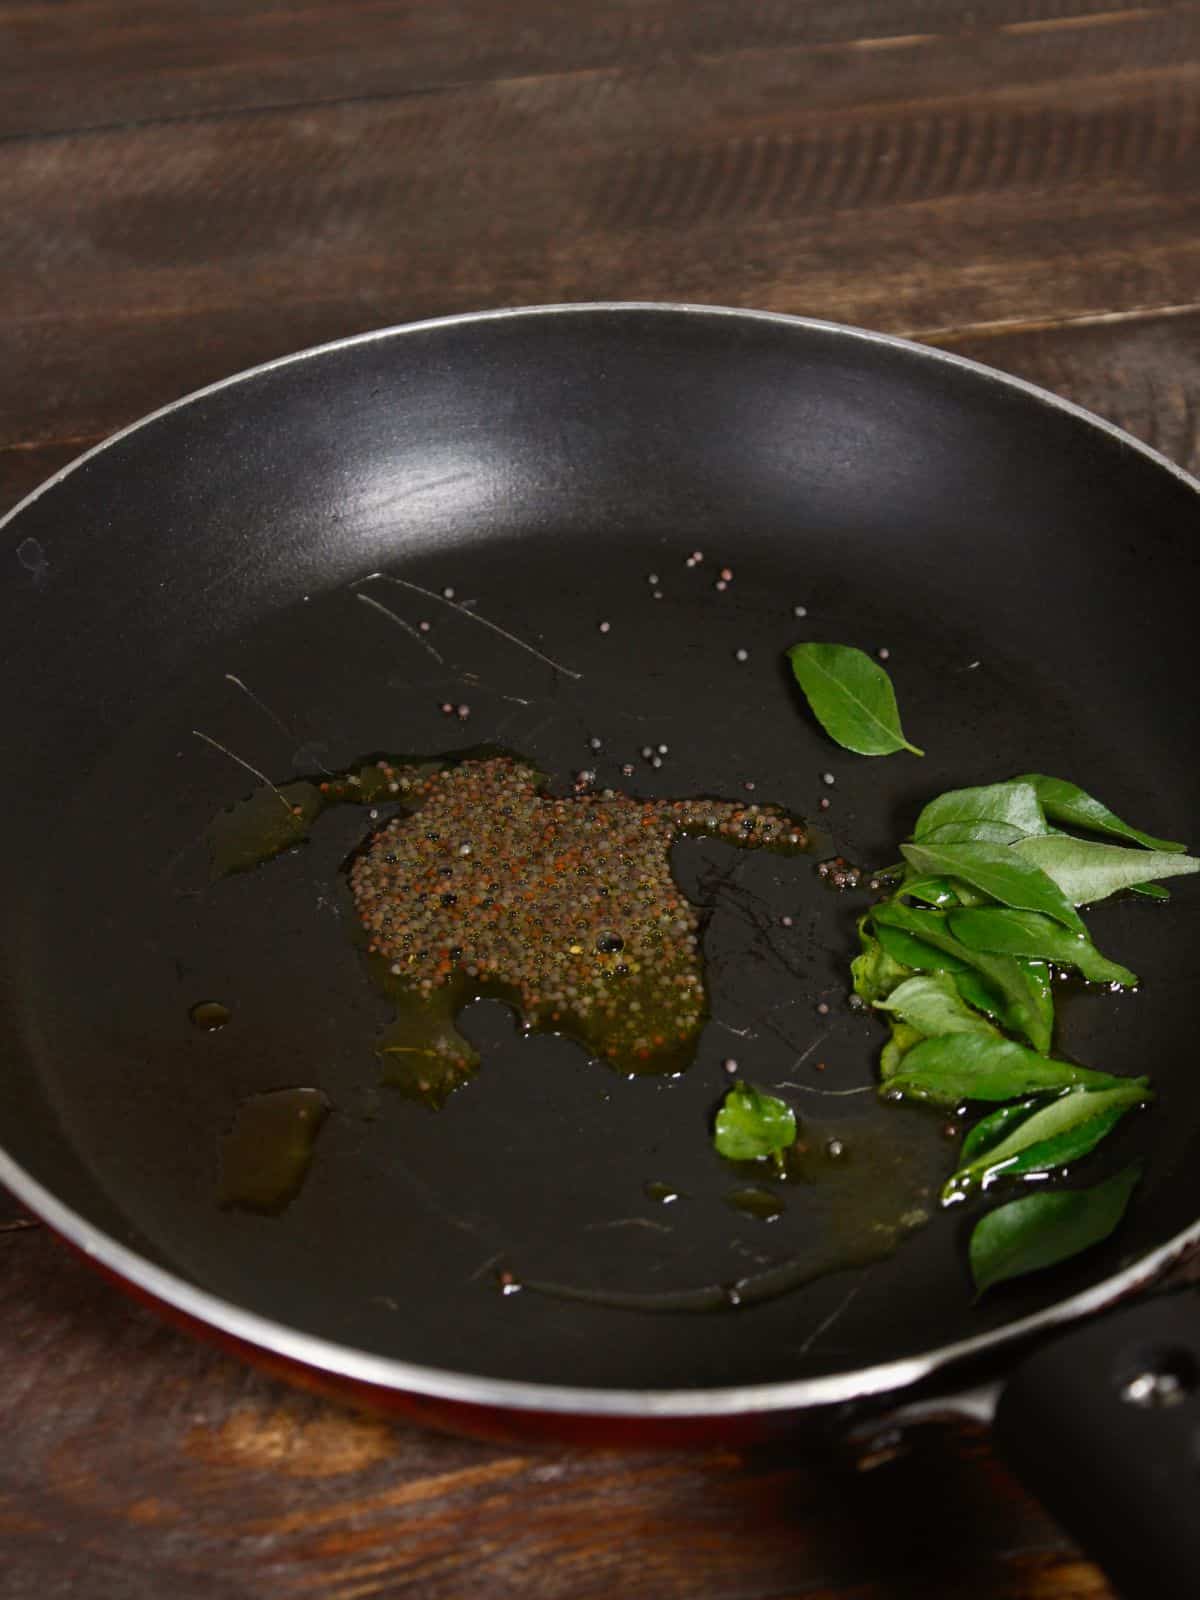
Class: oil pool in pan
208,748,939,1305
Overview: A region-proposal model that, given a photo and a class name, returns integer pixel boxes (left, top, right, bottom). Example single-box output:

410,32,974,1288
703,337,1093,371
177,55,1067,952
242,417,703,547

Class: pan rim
2,299,1198,1419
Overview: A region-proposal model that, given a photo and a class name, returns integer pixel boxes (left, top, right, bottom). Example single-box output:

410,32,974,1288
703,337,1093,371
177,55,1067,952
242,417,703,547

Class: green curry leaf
1014,836,1200,905
969,1165,1142,1296
947,907,1138,987
1020,957,1056,1046
901,840,1087,936
787,642,923,757
875,973,1000,1040
874,919,968,973
883,1034,1141,1107
959,1097,1044,1165
1015,775,1185,853
880,1019,924,1080
914,780,1048,842
943,1083,1149,1202
916,821,1029,848
714,1082,797,1169
871,902,1053,1052
851,921,913,1005
898,876,962,908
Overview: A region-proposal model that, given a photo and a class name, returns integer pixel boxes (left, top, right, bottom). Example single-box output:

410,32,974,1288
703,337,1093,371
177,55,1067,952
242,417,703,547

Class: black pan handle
991,1289,1200,1599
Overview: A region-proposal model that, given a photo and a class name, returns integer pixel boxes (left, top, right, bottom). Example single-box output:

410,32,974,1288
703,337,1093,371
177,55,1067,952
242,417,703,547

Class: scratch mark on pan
731,1239,772,1266
791,1033,829,1066
613,707,673,724
515,711,560,748
383,469,475,505
16,536,49,583
191,729,295,815
389,1159,492,1241
459,671,534,707
793,1283,863,1360
775,1082,873,1097
161,832,207,886
224,673,294,739
355,591,445,666
489,708,524,744
364,572,582,680
753,1014,817,1053
584,1217,674,1235
469,1250,506,1282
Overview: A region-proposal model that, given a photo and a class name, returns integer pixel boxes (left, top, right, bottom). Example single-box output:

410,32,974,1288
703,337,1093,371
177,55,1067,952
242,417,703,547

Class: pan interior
2,308,1198,1394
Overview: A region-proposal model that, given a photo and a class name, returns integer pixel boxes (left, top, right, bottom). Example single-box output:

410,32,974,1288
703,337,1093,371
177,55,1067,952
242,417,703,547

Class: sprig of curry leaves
852,774,1193,1294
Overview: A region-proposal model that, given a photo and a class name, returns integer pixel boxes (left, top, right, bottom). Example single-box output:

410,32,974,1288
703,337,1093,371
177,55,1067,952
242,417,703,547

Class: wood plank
936,307,1200,474
2,0,1192,139
0,1224,1108,1599
3,25,1200,449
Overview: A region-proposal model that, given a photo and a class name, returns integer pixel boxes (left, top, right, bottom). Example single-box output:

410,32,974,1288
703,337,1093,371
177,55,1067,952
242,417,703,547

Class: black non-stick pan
2,305,1198,1595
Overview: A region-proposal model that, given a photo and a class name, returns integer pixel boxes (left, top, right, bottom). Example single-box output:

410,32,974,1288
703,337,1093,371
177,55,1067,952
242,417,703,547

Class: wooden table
3,4,1198,1594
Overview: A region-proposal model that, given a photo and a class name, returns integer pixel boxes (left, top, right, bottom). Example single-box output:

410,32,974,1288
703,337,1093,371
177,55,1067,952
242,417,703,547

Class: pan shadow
738,1428,1089,1597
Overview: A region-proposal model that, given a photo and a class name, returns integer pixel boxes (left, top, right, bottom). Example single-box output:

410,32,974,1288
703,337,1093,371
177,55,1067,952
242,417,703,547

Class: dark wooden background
3,2,1199,1594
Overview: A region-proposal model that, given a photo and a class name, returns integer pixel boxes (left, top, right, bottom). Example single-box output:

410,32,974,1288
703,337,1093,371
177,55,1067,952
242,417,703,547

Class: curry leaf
874,919,968,973
969,1165,1142,1296
875,973,1000,1040
953,966,1013,1021
1015,836,1200,905
851,921,913,1004
917,821,1029,848
942,1083,1149,1202
948,907,1138,987
883,1034,1140,1107
872,902,1053,1052
914,780,1048,842
901,841,1087,935
1018,958,1055,1053
714,1082,796,1168
1131,882,1170,901
1016,775,1185,853
898,876,962,908
880,1019,924,1079
959,1097,1044,1164
787,642,924,757
874,915,1003,1016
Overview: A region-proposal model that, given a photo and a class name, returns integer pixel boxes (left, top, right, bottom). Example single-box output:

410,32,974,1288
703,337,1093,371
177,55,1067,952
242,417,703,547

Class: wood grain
0,1225,1103,1600
4,9,1200,449
939,308,1200,471
4,1,1199,1594
4,0,1193,139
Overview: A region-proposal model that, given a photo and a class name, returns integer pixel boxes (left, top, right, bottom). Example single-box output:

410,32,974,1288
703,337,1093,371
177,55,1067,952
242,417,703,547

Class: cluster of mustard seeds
346,755,805,1073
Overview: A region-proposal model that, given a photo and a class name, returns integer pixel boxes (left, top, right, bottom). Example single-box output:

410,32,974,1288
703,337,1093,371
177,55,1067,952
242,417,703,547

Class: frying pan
2,304,1198,1595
